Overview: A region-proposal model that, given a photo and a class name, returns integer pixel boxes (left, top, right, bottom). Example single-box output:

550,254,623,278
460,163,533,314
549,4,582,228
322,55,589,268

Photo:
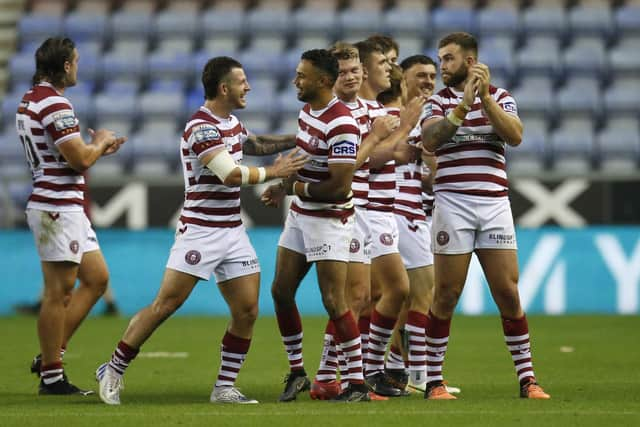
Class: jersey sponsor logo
380,233,394,246
332,140,356,156
502,102,517,114
185,249,202,265
52,111,78,132
193,125,220,143
350,238,361,253
69,240,79,254
436,230,450,246
306,243,332,257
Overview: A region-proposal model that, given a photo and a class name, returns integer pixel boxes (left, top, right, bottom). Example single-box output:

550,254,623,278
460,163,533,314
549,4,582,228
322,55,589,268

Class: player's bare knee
151,296,182,320
233,302,258,326
271,281,296,307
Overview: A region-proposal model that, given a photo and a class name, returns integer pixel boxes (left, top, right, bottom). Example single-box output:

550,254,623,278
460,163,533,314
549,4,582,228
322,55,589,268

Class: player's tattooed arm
421,117,458,152
243,134,297,156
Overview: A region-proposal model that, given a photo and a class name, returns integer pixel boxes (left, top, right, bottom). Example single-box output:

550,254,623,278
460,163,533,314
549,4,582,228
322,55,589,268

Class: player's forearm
66,140,108,172
355,133,379,169
422,118,459,152
480,95,522,146
286,174,354,202
243,134,297,155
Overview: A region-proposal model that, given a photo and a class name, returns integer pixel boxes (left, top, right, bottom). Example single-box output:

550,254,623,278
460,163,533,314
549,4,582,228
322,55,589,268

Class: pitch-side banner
1,227,639,315
82,179,640,229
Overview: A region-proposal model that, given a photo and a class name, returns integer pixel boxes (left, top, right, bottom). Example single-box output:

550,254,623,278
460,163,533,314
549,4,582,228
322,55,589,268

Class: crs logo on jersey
332,140,356,156
193,124,220,143
52,111,78,132
502,102,517,114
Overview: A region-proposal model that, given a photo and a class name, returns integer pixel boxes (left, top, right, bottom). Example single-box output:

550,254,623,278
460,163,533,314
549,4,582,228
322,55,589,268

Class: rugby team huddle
19,31,550,404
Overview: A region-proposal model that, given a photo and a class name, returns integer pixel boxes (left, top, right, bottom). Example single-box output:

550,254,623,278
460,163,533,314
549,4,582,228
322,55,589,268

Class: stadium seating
3,0,638,176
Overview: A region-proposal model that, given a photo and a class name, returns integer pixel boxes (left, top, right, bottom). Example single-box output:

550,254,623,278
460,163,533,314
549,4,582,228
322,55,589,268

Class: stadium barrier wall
1,226,639,316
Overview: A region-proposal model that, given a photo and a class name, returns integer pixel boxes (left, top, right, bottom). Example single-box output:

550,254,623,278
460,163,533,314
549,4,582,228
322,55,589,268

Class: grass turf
1,315,639,427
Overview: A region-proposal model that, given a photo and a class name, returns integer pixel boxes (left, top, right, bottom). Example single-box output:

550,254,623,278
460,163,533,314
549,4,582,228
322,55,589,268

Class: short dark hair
32,37,76,87
354,40,385,66
438,32,478,57
400,54,436,72
301,49,339,85
377,63,404,105
366,34,399,56
202,56,243,100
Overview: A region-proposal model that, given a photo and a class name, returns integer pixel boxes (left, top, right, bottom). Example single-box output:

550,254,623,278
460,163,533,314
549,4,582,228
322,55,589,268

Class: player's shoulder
324,98,357,122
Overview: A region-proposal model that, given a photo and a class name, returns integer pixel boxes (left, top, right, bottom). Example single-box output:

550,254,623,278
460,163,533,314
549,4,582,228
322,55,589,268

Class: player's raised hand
471,63,491,99
88,128,127,155
400,95,426,130
371,115,399,142
261,183,286,208
271,148,309,178
462,75,479,107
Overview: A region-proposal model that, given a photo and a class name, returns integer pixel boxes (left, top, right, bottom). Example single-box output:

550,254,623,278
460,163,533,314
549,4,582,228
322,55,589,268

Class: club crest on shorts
380,233,394,246
350,238,360,253
436,231,450,246
69,240,79,254
185,250,201,265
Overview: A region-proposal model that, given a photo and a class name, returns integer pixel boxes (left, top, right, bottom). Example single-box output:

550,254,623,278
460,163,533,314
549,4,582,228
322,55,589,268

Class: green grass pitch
1,315,639,427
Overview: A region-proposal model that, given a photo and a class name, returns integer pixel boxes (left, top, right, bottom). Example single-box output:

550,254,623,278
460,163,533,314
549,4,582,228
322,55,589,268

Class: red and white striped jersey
16,82,85,212
394,122,425,222
367,101,396,212
291,97,359,220
425,85,517,197
341,97,370,208
179,106,247,228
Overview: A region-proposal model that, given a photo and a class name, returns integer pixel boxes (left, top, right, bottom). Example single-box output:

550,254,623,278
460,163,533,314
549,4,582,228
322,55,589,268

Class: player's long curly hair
32,37,75,87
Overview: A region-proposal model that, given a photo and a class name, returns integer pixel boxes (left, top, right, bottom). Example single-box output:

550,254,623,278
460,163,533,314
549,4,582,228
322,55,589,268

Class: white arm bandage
239,165,250,184
206,149,238,182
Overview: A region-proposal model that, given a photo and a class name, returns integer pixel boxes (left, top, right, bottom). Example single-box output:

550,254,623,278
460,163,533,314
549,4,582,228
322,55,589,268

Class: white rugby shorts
368,210,400,259
431,192,517,254
349,207,371,264
278,209,354,263
166,222,260,282
395,214,433,269
26,209,99,264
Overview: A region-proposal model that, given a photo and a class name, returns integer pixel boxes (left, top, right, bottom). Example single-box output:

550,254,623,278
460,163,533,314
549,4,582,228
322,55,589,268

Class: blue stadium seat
65,89,94,126
507,117,548,174
521,5,567,37
101,50,147,80
292,8,336,37
246,8,291,36
294,34,333,53
238,48,278,78
18,14,63,44
246,35,288,55
549,117,596,173
382,6,429,38
110,39,148,56
512,76,554,116
147,79,185,93
431,7,476,39
603,77,640,115
94,92,138,121
64,12,108,42
478,37,514,78
147,51,194,82
186,88,204,115
609,36,640,76
556,77,601,117
477,7,519,37
395,36,425,60
202,36,241,55
562,36,607,78
516,36,561,77
0,126,23,164
338,10,383,41
597,117,640,173
568,5,613,38
277,85,302,115
154,11,200,42
109,11,153,41
138,91,185,122
8,52,35,86
130,127,179,176
103,79,140,95
1,91,24,128
201,9,246,37
614,5,640,36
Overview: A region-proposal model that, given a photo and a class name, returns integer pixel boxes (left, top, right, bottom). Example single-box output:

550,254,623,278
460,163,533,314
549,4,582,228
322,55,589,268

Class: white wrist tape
239,165,250,184
206,149,237,181
257,167,266,183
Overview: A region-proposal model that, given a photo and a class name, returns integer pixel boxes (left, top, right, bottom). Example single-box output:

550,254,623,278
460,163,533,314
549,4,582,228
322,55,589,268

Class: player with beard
354,39,424,397
421,32,550,400
263,49,370,403
309,43,397,400
96,56,307,405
